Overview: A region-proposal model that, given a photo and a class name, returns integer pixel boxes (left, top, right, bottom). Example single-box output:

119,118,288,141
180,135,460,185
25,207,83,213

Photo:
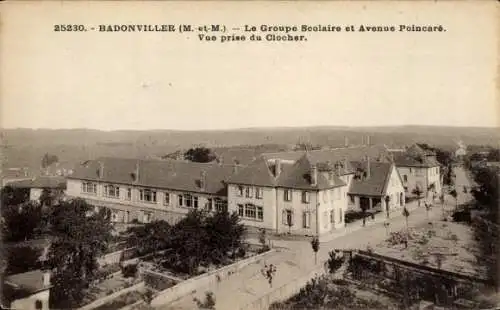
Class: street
162,167,474,310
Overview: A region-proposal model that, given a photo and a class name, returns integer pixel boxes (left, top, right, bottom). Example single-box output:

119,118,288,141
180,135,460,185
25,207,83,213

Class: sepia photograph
1,1,499,309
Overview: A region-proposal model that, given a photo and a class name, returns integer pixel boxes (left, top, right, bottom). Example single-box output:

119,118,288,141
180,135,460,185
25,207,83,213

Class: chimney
311,165,318,187
336,161,342,176
274,159,281,178
200,170,207,191
42,271,51,287
97,161,104,178
366,135,371,146
133,161,140,182
366,156,371,179
232,164,238,175
328,169,335,186
344,136,349,148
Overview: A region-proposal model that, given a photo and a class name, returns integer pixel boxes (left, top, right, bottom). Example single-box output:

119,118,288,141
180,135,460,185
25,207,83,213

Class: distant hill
1,126,499,173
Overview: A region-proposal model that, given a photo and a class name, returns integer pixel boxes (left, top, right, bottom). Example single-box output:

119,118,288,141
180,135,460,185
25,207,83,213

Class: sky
1,1,498,131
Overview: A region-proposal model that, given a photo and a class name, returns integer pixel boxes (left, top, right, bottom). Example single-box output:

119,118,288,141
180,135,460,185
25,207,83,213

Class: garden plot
374,221,481,277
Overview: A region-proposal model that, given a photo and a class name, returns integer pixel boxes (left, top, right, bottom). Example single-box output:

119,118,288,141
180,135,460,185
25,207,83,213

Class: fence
149,248,277,307
240,260,328,310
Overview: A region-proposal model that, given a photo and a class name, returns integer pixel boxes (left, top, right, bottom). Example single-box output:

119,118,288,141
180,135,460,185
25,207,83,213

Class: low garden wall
98,247,137,267
77,281,145,310
149,248,278,307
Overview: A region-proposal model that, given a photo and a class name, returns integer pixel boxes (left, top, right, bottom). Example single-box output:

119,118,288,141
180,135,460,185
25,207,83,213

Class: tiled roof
69,157,235,196
277,154,345,190
228,153,345,190
348,161,393,197
390,152,440,168
226,156,277,187
8,176,66,189
5,270,50,293
263,145,391,166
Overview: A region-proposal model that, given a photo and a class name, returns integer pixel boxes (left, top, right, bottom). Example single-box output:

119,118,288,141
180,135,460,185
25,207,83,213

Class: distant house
1,168,32,187
390,144,442,199
2,270,52,310
455,141,467,158
41,161,74,177
66,158,234,224
8,176,66,202
348,160,405,214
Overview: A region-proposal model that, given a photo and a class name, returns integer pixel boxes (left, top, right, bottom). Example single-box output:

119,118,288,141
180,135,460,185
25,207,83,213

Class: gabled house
66,158,235,224
347,160,405,215
389,144,442,199
226,153,348,236
2,270,51,310
8,176,66,202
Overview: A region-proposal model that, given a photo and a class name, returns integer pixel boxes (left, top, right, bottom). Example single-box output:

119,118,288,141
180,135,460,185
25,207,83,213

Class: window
193,196,199,208
302,211,311,228
330,210,335,223
178,194,183,206
126,188,132,200
257,207,263,220
237,186,244,196
403,175,408,182
255,187,263,199
81,182,97,194
338,208,343,223
238,204,244,217
215,198,227,212
245,204,256,218
238,203,262,220
184,194,193,207
104,184,120,198
139,189,157,203
284,189,292,201
163,192,170,206
142,211,152,223
245,187,253,198
301,191,310,203
35,300,43,310
282,209,293,226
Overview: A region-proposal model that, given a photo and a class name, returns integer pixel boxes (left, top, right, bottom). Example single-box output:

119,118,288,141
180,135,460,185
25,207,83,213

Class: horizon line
2,124,499,132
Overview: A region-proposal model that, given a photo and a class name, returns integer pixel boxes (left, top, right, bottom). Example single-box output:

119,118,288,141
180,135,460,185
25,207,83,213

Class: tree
41,153,59,169
449,188,458,211
205,210,246,263
311,237,320,265
402,207,410,248
127,220,172,256
5,245,42,275
412,187,423,206
2,201,44,242
424,202,432,222
1,185,30,206
325,250,344,274
194,291,216,310
384,195,391,218
261,263,277,287
184,147,216,163
48,199,113,308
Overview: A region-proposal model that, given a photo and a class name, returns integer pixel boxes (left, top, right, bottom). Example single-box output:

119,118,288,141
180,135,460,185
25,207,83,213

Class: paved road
161,167,474,310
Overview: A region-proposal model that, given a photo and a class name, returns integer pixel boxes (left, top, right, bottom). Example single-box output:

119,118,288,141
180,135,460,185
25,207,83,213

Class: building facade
66,158,233,224
226,154,349,236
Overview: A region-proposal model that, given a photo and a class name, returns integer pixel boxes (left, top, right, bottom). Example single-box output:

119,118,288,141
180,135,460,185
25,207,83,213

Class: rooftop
69,157,237,196
8,176,67,189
